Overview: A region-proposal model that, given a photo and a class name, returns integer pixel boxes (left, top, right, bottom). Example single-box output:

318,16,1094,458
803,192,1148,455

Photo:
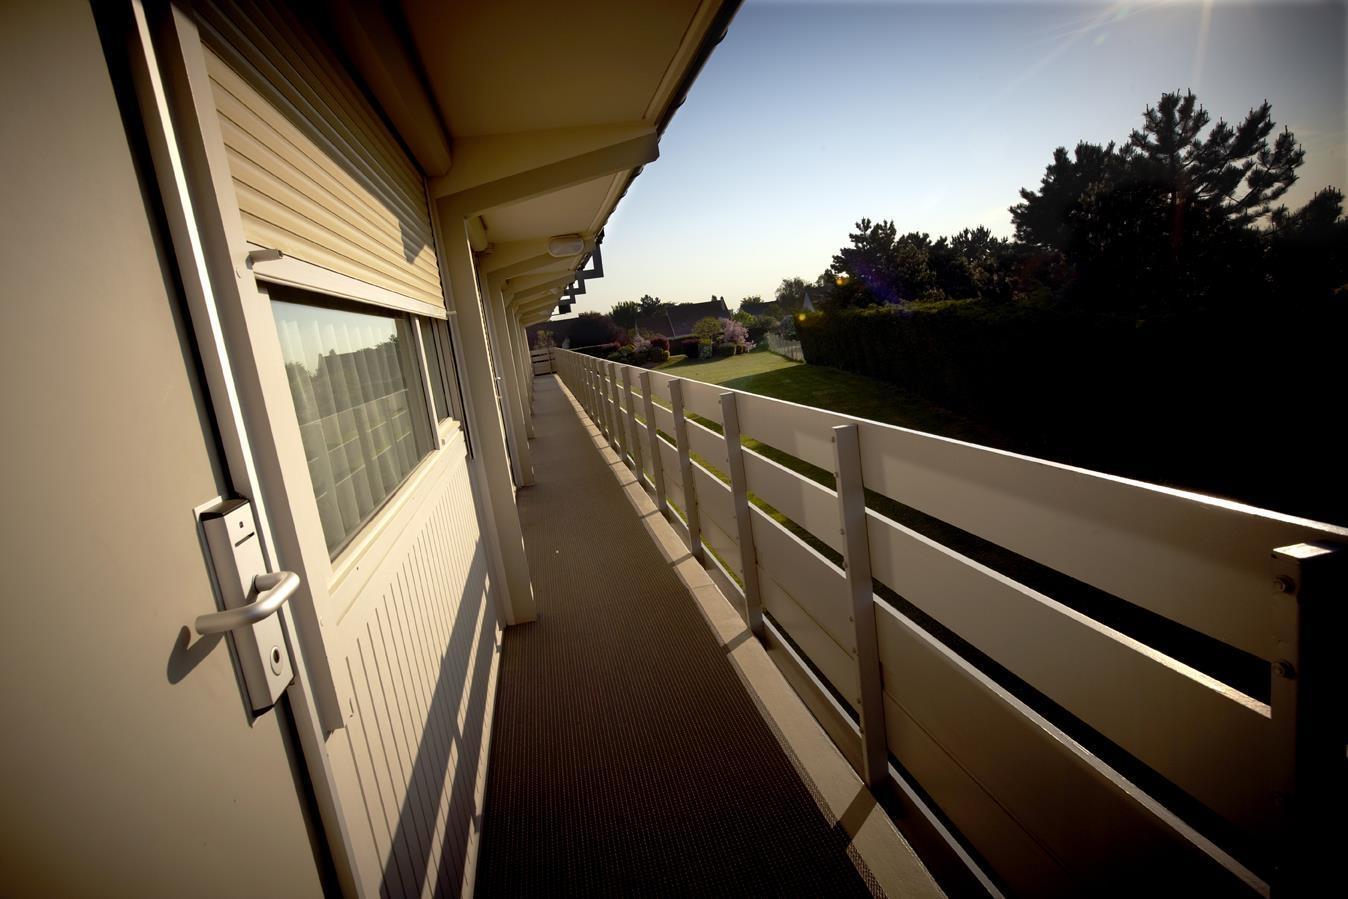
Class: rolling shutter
197,0,444,308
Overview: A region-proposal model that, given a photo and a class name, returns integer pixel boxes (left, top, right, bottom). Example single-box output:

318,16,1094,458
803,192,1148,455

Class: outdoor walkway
475,375,879,896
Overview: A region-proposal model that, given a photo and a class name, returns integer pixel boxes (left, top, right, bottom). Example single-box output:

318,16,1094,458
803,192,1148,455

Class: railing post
639,371,667,514
595,359,611,439
1269,542,1346,896
578,356,589,413
587,357,600,426
604,362,621,455
605,363,617,443
621,366,642,477
581,357,590,413
720,391,763,638
668,378,703,562
832,423,888,790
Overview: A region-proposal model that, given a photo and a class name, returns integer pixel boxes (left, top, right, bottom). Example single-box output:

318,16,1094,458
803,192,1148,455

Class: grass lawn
654,347,1004,448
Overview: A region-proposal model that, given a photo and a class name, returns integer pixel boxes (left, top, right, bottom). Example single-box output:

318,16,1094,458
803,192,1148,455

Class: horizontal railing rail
530,347,554,375
549,347,1346,897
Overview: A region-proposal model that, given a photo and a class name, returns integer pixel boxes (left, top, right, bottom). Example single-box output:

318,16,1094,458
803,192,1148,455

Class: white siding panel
331,454,498,897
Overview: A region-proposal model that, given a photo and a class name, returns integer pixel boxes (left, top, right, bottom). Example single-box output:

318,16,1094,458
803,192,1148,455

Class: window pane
419,319,450,421
272,296,433,555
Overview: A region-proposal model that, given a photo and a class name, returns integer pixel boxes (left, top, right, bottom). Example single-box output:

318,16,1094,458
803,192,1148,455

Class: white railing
552,347,1346,896
765,331,804,361
530,346,554,375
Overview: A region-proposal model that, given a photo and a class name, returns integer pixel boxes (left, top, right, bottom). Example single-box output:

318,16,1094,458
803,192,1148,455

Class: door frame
125,2,364,891
123,2,506,893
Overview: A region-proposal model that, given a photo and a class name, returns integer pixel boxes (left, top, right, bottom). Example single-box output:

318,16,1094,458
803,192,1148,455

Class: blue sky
565,0,1346,317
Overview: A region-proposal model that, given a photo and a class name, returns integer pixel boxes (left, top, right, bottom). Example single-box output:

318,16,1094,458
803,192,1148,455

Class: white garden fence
765,331,804,361
551,347,1345,896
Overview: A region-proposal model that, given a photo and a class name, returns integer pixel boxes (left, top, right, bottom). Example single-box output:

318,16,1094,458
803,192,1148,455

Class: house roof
635,298,730,338
738,299,784,316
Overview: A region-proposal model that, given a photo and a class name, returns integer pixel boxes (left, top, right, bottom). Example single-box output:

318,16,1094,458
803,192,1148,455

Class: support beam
437,132,659,217
509,315,535,436
514,292,564,318
482,272,534,487
434,206,535,625
510,275,574,305
476,240,552,274
508,305,534,432
431,123,654,199
509,271,579,295
478,238,593,277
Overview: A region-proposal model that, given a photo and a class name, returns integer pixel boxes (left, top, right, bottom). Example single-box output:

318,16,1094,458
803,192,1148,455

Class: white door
135,4,507,895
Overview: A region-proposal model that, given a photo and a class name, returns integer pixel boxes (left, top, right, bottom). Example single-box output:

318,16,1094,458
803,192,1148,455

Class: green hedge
797,300,1348,523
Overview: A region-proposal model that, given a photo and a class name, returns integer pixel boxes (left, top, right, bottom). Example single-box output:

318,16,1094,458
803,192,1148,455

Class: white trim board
248,242,451,320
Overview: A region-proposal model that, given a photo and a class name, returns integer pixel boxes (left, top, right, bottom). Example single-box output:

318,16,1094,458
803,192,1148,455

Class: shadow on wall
378,542,496,898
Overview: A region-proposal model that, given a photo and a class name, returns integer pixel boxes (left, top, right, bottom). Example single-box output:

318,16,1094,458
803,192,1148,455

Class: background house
635,297,729,339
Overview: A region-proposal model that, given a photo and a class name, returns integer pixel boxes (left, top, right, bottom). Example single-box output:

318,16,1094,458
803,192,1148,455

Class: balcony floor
475,375,880,896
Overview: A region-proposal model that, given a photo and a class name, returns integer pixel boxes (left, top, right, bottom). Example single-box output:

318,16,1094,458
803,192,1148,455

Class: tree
610,300,641,330
570,311,618,347
1128,92,1302,230
1269,187,1348,301
830,218,901,305
925,227,1018,301
1010,91,1307,309
611,295,667,331
775,277,809,311
691,317,723,342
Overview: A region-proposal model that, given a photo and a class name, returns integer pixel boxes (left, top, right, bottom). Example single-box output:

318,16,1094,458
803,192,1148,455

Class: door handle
195,570,299,636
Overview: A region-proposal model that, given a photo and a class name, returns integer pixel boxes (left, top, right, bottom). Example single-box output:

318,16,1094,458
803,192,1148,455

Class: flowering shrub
721,317,755,353
605,332,669,366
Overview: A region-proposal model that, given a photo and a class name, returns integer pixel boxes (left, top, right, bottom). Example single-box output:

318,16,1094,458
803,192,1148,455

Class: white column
484,278,534,486
435,208,536,624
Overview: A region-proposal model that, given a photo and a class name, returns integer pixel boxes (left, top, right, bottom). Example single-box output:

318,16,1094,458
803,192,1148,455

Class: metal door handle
195,571,299,636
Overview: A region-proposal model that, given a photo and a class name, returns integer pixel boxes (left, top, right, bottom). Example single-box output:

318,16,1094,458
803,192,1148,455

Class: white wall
0,2,326,894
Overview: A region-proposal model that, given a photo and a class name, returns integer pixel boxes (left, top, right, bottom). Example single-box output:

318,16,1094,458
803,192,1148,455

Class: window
271,291,434,555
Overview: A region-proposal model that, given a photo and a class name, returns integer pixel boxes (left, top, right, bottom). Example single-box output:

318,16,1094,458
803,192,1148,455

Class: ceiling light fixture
547,234,585,257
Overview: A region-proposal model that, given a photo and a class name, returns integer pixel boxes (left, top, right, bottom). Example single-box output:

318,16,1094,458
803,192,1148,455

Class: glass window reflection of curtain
272,296,432,555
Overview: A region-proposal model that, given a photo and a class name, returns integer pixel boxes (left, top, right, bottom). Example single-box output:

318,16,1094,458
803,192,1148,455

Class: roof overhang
327,0,742,321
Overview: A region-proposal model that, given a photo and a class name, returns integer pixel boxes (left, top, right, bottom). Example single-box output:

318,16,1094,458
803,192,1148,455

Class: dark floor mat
475,376,878,897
